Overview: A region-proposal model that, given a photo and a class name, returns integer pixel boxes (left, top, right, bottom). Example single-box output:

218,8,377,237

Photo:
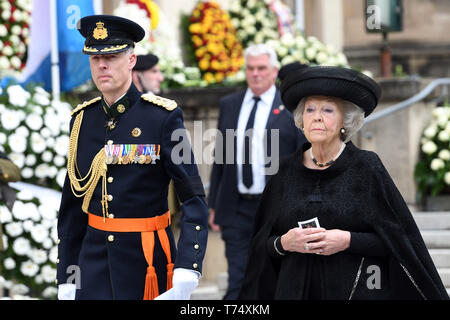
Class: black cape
239,142,449,300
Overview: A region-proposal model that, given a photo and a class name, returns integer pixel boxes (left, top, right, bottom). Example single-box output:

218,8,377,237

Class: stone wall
343,0,450,47
342,0,450,77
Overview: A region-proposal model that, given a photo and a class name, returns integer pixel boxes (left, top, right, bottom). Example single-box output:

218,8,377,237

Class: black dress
239,141,449,300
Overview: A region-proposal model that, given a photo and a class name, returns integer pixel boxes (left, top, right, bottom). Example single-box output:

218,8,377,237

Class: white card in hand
298,217,320,229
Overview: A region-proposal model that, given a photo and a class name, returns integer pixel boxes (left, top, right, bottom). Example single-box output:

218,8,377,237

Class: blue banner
19,0,95,92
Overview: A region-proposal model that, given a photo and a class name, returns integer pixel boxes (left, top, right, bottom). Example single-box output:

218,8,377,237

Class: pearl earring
340,128,346,134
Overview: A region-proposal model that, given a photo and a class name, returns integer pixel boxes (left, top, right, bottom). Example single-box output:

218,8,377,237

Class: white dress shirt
236,85,276,194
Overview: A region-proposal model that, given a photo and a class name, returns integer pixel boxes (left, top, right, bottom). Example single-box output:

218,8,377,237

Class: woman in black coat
239,66,449,300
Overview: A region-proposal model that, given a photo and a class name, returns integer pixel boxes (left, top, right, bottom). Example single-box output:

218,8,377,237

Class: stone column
304,0,344,52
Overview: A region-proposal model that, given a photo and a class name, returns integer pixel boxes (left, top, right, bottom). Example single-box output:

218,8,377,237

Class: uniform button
193,263,198,269
108,235,114,242
195,226,201,231
107,140,113,145
56,258,60,264
194,244,199,250
107,195,113,202
55,279,58,285
108,214,114,219
57,239,61,244
107,177,114,183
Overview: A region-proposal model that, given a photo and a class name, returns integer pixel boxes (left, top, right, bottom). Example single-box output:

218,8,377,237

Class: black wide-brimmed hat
280,66,382,117
277,61,308,81
133,54,159,71
78,15,145,55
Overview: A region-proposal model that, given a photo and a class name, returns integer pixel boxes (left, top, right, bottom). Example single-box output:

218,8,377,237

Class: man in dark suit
208,44,306,299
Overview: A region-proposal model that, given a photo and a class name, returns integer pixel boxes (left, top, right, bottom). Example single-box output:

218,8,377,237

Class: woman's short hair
292,96,365,143
244,44,280,69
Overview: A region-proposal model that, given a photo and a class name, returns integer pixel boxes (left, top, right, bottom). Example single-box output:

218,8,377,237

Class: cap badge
93,21,108,40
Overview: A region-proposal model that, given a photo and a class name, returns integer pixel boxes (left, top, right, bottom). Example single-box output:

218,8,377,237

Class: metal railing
364,78,450,126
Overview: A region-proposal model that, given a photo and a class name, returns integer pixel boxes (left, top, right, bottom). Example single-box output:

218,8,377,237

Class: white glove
58,283,76,300
154,268,200,300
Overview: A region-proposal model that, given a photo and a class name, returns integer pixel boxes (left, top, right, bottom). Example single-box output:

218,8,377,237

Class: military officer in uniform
57,15,208,300
132,53,164,95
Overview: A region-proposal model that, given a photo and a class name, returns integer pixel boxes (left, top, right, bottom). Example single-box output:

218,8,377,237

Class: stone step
413,212,450,230
429,249,450,268
421,230,450,248
438,268,450,288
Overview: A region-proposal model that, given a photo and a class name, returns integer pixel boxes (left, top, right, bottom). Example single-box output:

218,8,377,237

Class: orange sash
88,211,173,300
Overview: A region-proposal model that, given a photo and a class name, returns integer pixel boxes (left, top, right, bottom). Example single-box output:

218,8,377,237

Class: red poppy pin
273,105,285,115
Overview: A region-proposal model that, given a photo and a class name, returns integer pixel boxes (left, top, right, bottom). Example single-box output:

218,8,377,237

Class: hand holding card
298,217,321,229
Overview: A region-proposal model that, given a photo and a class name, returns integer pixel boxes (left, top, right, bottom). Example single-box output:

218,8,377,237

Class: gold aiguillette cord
67,110,109,220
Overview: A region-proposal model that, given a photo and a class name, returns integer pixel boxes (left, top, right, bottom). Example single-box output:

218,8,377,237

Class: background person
132,53,164,94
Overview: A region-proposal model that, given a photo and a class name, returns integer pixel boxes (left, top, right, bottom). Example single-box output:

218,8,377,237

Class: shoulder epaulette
141,93,177,111
71,97,101,116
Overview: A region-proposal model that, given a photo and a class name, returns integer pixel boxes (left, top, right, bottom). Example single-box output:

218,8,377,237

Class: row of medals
104,144,160,165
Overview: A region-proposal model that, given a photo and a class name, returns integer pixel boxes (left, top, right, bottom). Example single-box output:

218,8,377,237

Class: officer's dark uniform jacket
57,83,208,299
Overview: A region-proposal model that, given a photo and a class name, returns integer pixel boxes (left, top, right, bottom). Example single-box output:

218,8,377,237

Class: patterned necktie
243,96,260,189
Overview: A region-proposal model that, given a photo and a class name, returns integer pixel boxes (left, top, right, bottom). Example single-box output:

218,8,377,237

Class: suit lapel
230,91,246,130
223,91,246,171
263,89,284,181
265,89,282,130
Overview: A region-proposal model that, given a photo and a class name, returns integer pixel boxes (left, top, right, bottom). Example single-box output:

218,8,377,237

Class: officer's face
245,54,278,96
139,65,164,94
90,51,136,97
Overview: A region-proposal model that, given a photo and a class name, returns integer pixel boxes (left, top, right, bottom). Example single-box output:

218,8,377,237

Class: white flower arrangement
229,0,350,69
0,183,60,299
229,0,279,49
415,105,450,200
0,0,32,73
0,84,70,190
